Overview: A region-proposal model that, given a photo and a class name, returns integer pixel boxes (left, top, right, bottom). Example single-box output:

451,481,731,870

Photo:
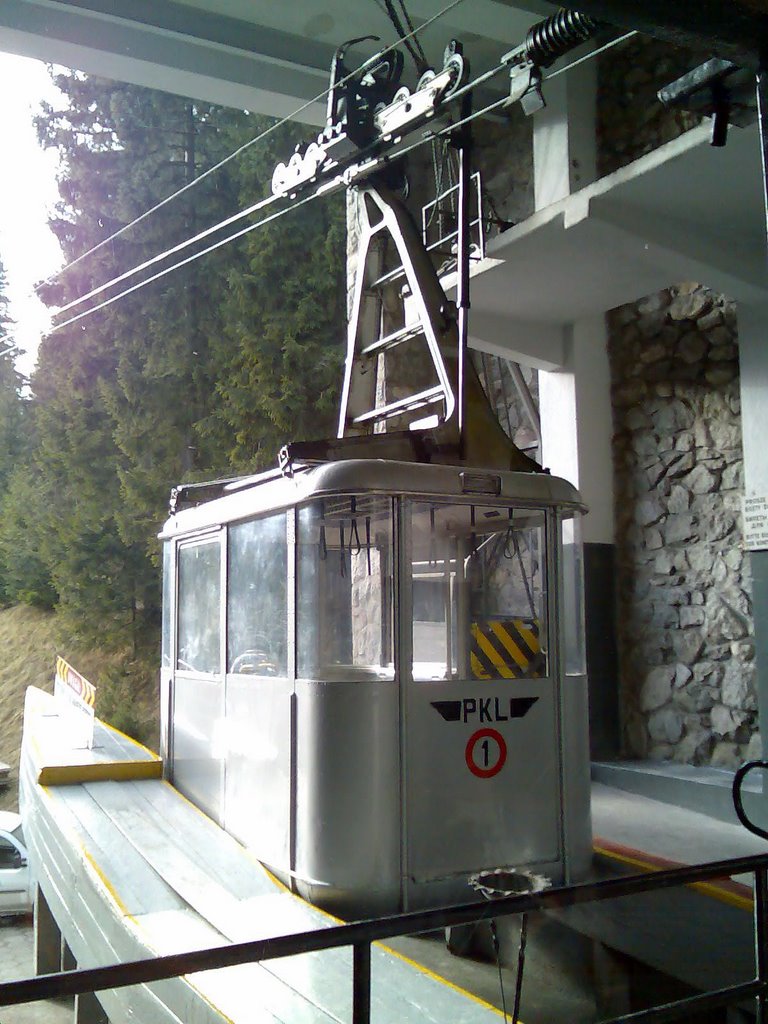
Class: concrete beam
468,311,566,370
0,0,554,124
736,303,768,800
0,0,329,122
34,884,62,976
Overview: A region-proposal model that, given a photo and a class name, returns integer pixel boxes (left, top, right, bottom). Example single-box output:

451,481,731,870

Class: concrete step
592,759,766,828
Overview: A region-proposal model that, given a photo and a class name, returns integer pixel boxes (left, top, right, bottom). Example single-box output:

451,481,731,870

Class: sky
0,53,63,378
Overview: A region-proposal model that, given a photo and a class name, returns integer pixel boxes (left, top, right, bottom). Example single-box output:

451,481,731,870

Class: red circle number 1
465,728,507,778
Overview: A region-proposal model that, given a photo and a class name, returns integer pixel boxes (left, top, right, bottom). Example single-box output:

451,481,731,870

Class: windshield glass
407,500,548,681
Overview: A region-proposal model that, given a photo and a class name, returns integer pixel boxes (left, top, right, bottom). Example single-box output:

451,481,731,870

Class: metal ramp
19,687,501,1024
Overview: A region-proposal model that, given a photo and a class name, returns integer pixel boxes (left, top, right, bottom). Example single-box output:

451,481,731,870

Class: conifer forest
0,72,347,709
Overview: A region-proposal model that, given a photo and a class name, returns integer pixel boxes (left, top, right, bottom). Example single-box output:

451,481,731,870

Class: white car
0,811,33,917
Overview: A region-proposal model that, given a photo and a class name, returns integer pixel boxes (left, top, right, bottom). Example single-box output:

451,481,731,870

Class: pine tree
211,116,345,469
8,71,347,647
0,260,40,606
0,260,24,494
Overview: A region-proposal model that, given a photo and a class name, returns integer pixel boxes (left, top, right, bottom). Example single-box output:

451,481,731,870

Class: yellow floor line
594,842,753,913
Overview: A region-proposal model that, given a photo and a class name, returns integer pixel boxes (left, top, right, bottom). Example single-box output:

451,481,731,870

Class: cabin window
561,514,586,676
227,513,288,676
297,497,394,680
407,501,548,680
176,538,221,675
161,541,172,669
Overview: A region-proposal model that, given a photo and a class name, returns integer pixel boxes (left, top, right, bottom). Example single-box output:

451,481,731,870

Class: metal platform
19,687,501,1024
556,780,768,1001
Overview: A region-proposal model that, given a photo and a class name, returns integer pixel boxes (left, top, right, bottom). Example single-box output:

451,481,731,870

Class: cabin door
171,532,226,823
401,500,562,901
222,512,292,872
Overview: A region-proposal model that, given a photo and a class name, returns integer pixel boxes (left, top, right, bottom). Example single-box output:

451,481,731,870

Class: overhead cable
49,191,322,336
34,0,467,298
52,191,281,319
383,0,429,75
545,29,638,79
53,93,509,336
27,16,636,344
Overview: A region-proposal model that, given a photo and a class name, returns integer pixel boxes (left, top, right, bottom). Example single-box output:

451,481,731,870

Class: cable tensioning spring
525,9,600,68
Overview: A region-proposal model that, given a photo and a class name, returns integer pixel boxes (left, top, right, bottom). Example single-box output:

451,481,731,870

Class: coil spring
525,8,600,68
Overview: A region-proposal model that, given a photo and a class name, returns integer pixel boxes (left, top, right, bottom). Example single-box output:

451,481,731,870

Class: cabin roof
160,459,585,539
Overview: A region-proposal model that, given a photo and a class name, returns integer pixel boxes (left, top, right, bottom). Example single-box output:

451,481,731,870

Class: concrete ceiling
3,0,764,359
0,0,554,123
460,119,768,370
474,119,767,319
2,0,763,126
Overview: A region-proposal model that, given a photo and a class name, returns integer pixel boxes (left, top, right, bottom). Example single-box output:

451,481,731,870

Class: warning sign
743,496,768,551
54,656,96,749
465,727,507,778
470,619,544,679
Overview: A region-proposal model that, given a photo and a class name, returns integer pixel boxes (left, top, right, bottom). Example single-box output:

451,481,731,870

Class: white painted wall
533,54,597,210
539,317,614,545
737,303,768,497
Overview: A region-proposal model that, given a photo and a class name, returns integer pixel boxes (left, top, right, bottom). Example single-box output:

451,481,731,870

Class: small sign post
54,656,96,749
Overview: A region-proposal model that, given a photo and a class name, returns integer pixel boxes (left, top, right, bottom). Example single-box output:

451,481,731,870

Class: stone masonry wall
598,36,758,767
609,284,756,766
597,36,705,177
472,352,539,459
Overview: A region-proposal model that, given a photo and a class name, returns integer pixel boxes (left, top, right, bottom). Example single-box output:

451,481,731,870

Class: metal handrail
2,852,767,1023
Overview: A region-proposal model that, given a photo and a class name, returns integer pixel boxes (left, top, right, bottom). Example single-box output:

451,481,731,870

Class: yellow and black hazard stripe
56,655,96,707
470,619,544,680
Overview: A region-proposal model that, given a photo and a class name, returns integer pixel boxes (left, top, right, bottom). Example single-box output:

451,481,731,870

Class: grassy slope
0,606,58,812
0,605,159,812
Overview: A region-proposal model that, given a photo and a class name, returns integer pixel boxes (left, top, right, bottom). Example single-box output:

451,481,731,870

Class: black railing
1,853,767,1023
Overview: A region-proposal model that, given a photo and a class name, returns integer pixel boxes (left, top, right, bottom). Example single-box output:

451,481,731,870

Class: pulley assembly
271,7,607,200
271,38,469,198
271,8,608,470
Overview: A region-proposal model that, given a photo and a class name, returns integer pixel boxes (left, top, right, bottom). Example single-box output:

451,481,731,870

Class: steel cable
32,0,468,299
47,190,321,335
9,17,638,345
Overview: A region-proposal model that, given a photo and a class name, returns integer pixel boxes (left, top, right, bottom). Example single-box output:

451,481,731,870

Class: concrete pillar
540,317,619,757
567,318,614,547
532,53,597,211
62,939,77,972
736,302,768,817
592,940,632,1018
539,347,578,483
34,884,62,976
75,991,109,1024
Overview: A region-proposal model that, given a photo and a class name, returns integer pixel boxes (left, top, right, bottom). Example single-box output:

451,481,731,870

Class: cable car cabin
159,459,592,916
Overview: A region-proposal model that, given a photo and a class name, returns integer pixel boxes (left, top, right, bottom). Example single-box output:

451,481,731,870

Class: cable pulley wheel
442,53,465,99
